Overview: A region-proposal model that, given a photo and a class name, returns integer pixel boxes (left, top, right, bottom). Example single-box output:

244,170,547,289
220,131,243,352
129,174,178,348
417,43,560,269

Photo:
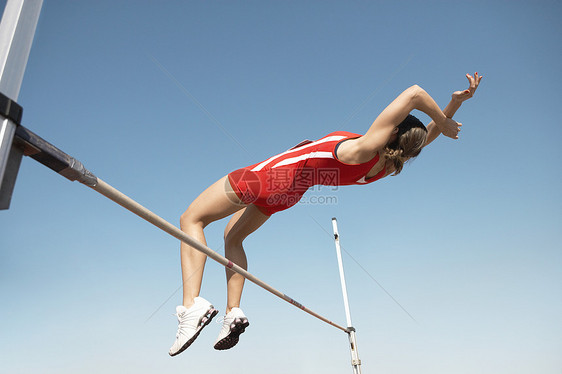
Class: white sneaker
169,297,218,356
213,307,249,350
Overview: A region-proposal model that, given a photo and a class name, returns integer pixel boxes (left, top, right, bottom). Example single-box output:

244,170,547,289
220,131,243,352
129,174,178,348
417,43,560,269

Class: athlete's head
384,114,428,175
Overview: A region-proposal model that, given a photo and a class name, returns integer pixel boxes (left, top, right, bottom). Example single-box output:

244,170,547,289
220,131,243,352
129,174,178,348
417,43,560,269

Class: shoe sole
169,307,219,357
213,317,249,351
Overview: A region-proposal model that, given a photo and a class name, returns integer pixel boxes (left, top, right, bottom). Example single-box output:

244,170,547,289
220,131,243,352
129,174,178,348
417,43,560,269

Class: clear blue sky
1,1,561,373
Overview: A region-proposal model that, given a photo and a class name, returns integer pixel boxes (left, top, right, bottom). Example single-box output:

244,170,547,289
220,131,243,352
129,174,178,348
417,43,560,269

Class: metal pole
12,124,348,333
332,217,353,328
0,0,43,209
332,217,362,374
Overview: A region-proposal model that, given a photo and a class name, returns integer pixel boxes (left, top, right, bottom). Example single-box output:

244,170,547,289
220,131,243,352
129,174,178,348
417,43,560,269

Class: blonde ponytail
383,147,407,175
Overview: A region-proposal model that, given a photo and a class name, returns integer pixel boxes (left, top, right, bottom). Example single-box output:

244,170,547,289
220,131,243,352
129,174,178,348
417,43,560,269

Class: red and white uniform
228,131,386,215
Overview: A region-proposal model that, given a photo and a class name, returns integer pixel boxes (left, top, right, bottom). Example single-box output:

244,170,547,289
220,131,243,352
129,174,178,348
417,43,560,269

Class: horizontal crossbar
13,124,348,333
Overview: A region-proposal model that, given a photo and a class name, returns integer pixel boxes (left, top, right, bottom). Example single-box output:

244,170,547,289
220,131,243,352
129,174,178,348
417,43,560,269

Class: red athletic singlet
228,131,386,215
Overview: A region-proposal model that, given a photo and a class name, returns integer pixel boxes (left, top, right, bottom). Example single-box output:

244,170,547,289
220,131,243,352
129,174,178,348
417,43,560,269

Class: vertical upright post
332,217,362,374
0,0,43,209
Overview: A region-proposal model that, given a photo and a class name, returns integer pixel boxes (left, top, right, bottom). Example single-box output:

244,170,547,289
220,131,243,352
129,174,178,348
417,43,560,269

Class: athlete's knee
224,229,246,248
180,205,207,231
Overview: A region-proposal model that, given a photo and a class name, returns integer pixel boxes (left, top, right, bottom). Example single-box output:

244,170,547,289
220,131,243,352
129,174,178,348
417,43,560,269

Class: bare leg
180,176,244,308
223,205,270,314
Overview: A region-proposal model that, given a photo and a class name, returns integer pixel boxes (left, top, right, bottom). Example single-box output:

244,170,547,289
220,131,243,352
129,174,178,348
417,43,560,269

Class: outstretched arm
425,72,483,146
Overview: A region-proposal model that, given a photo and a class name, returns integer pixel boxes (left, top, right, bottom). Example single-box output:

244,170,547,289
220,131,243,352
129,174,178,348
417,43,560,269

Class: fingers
472,72,483,87
445,131,459,140
455,122,462,137
463,72,483,98
453,121,462,139
466,72,483,84
443,121,462,139
454,72,484,102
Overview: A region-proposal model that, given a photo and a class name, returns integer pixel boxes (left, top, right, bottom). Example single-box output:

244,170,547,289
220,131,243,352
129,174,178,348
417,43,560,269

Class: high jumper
169,73,483,355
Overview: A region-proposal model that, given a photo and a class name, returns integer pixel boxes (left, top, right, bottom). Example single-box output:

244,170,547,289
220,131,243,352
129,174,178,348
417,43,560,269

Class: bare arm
425,100,463,145
353,85,459,161
425,72,483,146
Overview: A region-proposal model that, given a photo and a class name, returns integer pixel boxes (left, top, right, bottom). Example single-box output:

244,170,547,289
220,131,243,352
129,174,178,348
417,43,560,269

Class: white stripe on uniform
271,151,334,168
251,135,345,172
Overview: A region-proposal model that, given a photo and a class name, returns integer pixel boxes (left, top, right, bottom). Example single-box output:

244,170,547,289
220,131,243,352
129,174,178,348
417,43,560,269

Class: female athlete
169,72,483,355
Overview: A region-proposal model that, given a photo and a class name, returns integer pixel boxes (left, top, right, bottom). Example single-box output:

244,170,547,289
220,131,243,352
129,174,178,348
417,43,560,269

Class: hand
436,117,462,139
452,72,483,103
